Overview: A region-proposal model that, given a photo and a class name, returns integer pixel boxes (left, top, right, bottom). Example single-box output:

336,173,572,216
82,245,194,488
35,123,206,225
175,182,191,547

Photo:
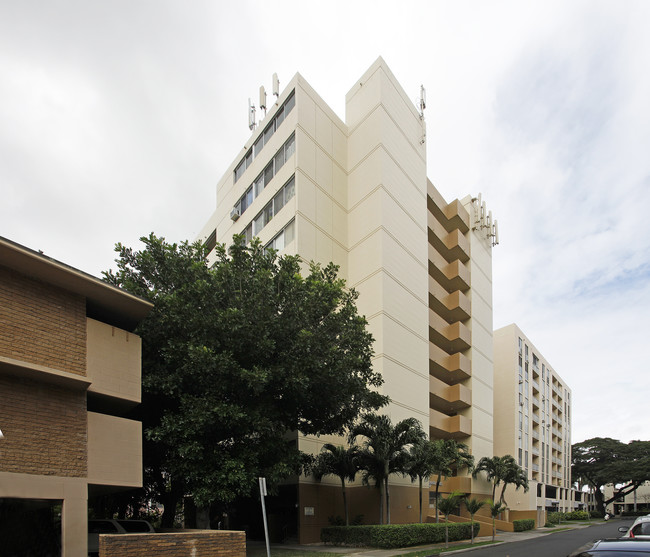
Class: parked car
573,539,650,556
88,519,154,556
619,516,650,539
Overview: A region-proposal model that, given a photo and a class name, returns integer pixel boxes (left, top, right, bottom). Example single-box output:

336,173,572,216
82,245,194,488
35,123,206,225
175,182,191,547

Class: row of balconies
427,192,471,441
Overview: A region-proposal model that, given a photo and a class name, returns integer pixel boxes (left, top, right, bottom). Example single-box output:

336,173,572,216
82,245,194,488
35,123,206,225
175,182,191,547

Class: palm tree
473,455,528,509
405,439,440,523
311,443,359,526
488,500,506,542
350,413,425,524
472,455,505,503
497,457,529,509
464,497,485,544
437,490,464,549
431,440,474,522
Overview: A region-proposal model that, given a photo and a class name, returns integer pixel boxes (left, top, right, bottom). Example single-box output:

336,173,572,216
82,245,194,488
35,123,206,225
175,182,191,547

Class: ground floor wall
297,482,424,544
0,471,87,556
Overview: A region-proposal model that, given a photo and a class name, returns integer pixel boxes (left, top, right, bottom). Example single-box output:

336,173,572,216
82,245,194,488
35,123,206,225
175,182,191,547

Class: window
234,89,296,176
254,173,265,197
266,220,295,252
234,133,296,218
204,229,217,254
248,175,295,240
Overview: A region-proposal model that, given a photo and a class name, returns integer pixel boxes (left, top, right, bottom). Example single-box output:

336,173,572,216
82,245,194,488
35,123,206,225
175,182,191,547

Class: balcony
532,396,540,408
426,189,470,234
429,310,471,353
430,408,471,439
435,475,472,493
428,222,470,264
428,247,470,293
430,344,471,384
87,412,142,488
532,379,540,393
430,375,471,414
429,277,471,323
86,318,142,406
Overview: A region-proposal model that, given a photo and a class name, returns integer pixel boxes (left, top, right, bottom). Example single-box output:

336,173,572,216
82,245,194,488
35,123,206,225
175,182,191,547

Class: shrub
590,510,603,519
565,510,589,521
327,515,364,526
622,510,650,517
513,519,535,531
547,512,566,524
321,522,480,548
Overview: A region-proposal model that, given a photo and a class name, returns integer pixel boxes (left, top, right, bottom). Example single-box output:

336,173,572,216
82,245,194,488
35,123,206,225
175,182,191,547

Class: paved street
262,518,636,557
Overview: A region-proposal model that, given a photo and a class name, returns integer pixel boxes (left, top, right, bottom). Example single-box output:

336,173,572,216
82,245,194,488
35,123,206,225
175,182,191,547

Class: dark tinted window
89,520,119,533
117,520,151,533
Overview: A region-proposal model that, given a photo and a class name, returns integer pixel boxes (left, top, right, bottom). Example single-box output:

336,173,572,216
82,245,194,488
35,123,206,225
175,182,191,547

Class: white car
619,516,650,539
88,519,154,555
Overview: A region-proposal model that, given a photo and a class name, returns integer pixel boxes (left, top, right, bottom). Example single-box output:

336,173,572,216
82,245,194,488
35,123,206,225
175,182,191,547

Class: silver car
619,516,650,539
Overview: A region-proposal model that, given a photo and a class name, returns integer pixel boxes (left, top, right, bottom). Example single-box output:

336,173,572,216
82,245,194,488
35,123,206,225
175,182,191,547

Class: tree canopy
104,233,387,522
572,437,650,514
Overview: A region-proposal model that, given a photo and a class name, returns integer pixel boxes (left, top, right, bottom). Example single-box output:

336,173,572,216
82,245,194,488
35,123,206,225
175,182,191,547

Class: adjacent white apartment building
493,324,585,525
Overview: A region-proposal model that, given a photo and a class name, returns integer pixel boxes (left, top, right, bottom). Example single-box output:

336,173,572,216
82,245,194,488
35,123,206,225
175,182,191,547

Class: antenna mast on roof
259,86,267,117
248,98,256,131
272,73,280,101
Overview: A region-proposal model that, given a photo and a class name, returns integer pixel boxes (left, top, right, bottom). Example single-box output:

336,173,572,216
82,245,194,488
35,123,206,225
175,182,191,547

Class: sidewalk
261,522,591,556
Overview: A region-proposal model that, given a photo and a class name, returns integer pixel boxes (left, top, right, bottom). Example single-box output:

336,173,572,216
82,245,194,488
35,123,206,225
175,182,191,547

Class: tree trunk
160,479,184,529
435,474,441,523
470,516,474,544
385,476,391,524
379,483,384,525
418,477,423,523
341,478,349,526
196,506,210,529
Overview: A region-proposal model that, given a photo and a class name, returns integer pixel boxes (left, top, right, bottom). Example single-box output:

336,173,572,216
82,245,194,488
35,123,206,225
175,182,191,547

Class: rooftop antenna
272,73,280,100
248,98,256,131
259,85,267,117
419,85,426,118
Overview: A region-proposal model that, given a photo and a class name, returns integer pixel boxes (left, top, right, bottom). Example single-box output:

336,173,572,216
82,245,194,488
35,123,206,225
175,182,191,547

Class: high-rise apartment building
199,57,498,542
494,324,577,525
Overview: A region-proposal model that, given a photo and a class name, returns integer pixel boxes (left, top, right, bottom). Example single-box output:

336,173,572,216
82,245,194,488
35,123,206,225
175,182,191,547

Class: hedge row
513,519,535,531
622,510,650,517
321,522,479,548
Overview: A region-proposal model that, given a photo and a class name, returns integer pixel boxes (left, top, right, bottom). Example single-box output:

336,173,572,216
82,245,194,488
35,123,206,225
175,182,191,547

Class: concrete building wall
0,237,151,557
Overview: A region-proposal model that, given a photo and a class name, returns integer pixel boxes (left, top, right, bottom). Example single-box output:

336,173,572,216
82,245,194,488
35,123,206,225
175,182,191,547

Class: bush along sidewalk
513,519,535,532
321,522,479,548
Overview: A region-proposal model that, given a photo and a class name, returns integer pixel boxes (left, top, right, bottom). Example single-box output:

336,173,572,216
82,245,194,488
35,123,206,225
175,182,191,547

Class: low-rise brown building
0,236,152,556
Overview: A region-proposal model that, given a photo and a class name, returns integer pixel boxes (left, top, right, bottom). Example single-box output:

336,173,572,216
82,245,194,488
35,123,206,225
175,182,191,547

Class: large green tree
572,437,650,515
104,234,387,525
349,413,425,524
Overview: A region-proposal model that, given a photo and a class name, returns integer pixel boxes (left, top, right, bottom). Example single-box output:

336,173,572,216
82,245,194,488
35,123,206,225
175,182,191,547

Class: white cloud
1,0,648,444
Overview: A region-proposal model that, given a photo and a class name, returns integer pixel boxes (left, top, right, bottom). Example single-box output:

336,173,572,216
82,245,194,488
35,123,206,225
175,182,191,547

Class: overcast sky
1,0,648,445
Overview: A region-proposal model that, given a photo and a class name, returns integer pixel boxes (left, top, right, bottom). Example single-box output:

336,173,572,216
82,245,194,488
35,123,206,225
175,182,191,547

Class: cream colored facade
0,237,151,556
605,482,650,514
199,57,497,542
494,324,579,523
